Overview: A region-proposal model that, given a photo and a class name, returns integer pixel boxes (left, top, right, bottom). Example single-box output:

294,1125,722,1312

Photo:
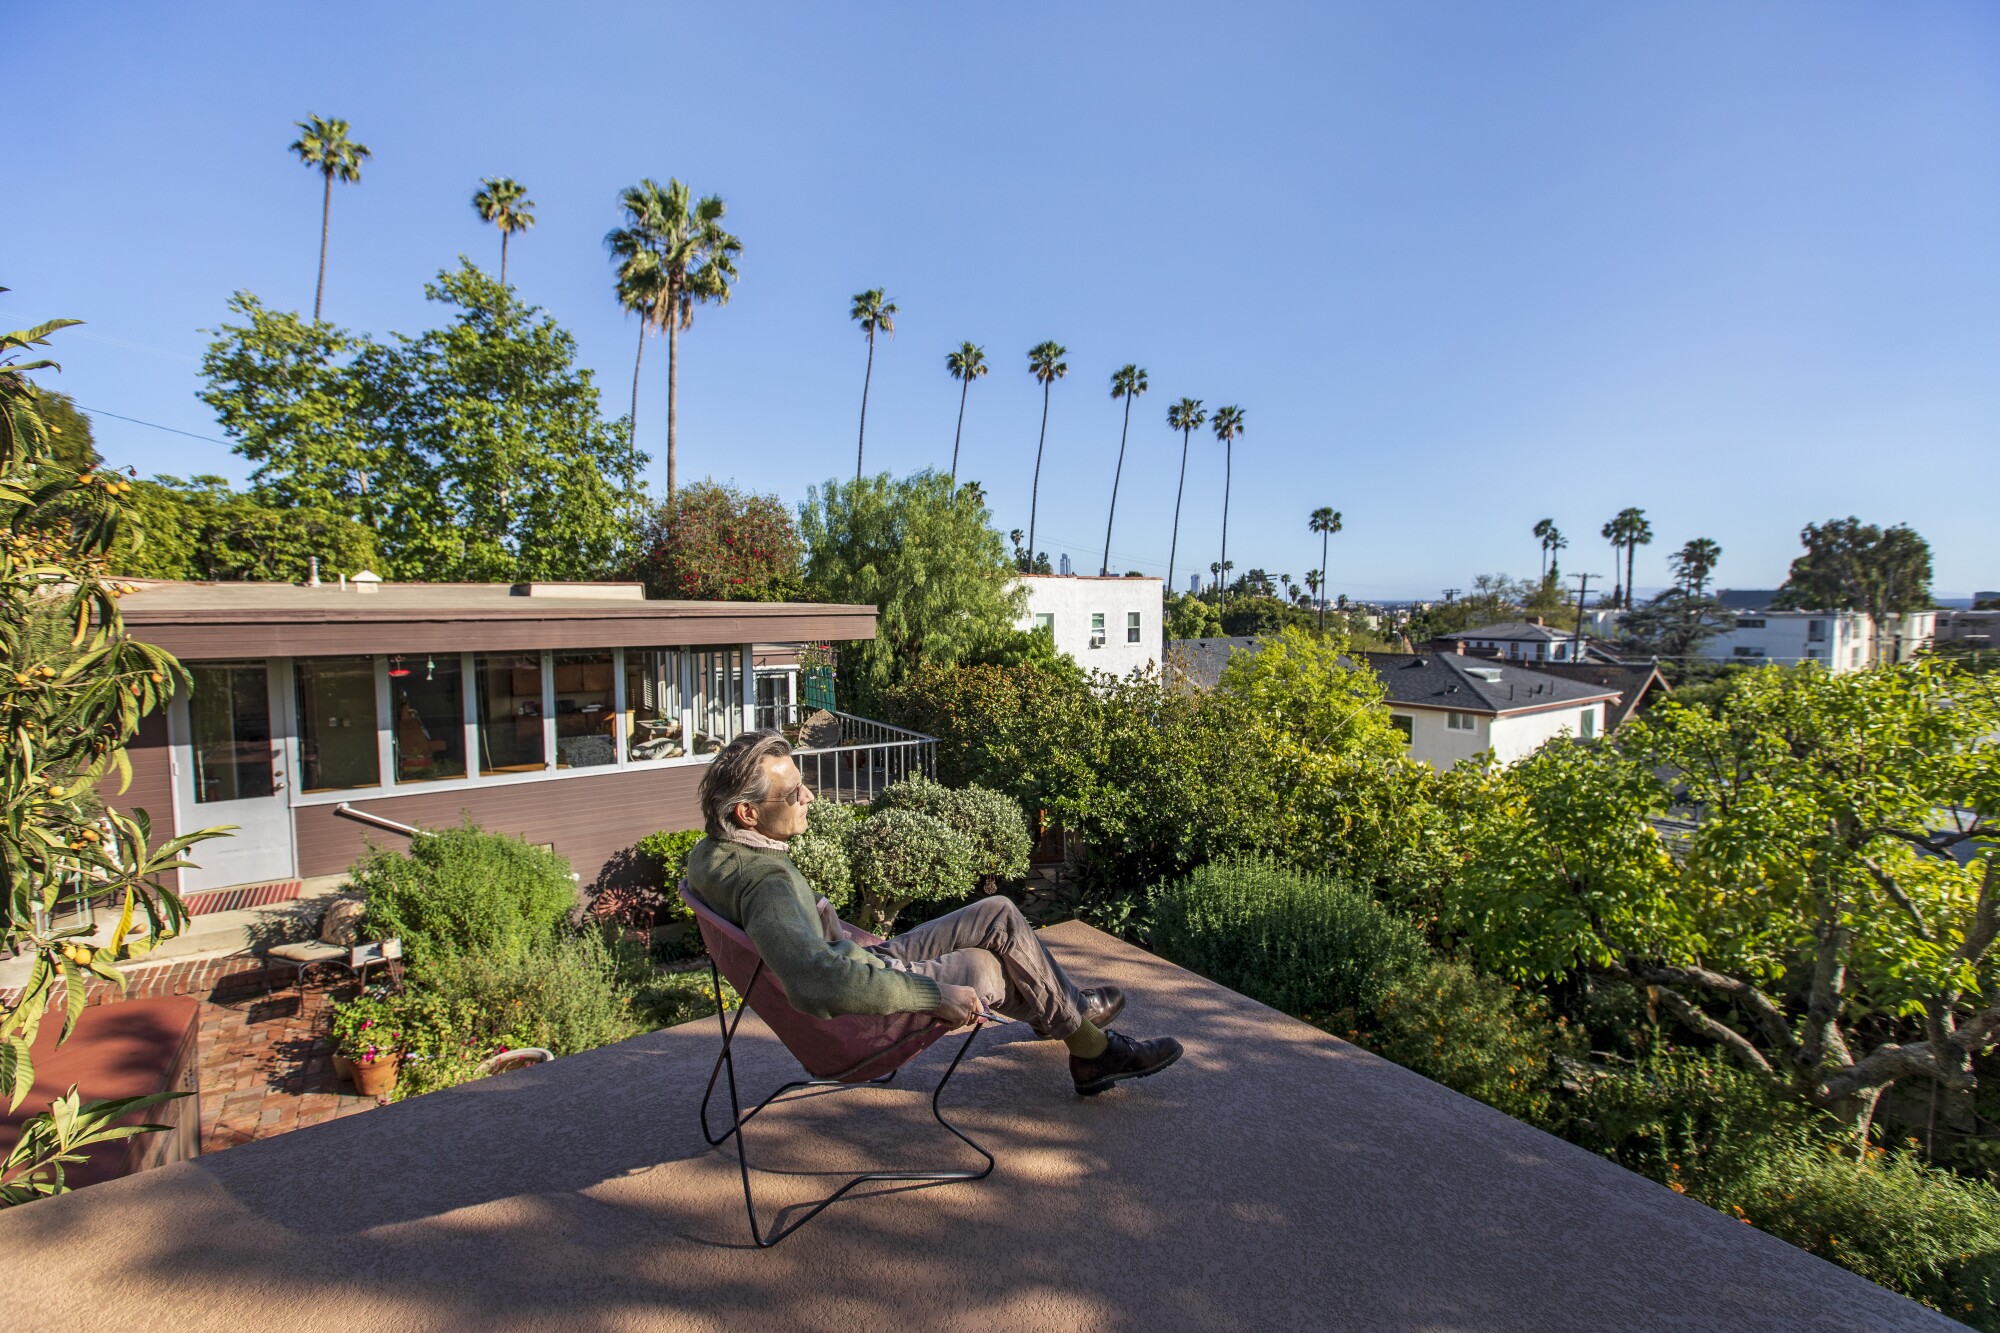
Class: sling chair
680,883,995,1247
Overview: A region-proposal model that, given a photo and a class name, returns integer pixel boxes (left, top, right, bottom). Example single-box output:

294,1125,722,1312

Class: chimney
307,555,320,588
1528,615,1543,626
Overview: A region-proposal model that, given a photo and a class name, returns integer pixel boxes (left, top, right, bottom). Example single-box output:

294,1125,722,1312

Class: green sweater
685,837,943,1019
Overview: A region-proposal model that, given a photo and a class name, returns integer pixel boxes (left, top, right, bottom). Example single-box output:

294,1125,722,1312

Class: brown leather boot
1070,1031,1184,1096
1079,986,1126,1029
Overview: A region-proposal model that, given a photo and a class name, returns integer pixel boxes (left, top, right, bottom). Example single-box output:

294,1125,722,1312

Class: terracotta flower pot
352,1051,400,1098
332,1053,357,1084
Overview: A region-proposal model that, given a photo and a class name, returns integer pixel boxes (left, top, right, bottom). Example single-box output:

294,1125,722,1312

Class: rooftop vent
1466,667,1505,683
351,570,382,595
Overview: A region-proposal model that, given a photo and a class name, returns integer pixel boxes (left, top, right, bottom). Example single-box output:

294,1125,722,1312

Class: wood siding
291,764,707,888
105,711,179,891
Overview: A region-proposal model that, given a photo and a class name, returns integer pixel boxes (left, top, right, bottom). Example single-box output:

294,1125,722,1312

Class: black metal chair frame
697,956,995,1248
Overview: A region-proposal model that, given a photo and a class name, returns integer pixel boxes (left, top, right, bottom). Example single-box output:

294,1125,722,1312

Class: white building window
1446,711,1476,732
1733,646,1765,658
1090,613,1106,648
1033,612,1053,634
1579,708,1596,740
1126,611,1142,644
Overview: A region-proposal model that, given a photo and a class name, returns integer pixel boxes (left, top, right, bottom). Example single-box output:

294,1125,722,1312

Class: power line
74,405,232,448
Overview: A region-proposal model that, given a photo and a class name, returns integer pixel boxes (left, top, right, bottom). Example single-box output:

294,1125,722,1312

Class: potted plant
330,994,403,1098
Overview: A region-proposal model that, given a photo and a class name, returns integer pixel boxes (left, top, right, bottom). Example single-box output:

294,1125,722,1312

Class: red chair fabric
680,883,951,1083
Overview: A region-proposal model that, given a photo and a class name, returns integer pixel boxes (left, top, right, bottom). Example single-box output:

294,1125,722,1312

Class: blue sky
8,2,1997,600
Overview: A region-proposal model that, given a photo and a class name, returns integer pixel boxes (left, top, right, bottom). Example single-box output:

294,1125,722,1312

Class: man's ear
732,801,758,830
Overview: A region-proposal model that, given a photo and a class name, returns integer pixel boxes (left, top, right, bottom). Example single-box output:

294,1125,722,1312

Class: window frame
1446,710,1477,733
1126,611,1142,644
1090,612,1107,649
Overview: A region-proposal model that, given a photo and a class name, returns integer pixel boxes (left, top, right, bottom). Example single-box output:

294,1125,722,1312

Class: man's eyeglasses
771,782,810,807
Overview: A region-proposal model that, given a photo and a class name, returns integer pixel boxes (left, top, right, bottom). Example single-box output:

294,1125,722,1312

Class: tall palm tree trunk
314,170,332,321
1028,384,1050,563
501,232,510,287
667,308,681,508
950,378,970,485
1625,542,1637,610
629,323,646,451
1101,396,1133,576
1319,531,1330,633
855,331,875,483
1167,425,1191,596
1218,443,1232,612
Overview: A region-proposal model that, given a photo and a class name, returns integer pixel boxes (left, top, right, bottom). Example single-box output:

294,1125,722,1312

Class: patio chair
679,883,994,1248
261,899,402,996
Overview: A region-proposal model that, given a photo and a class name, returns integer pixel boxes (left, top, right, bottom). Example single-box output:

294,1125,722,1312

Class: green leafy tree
849,289,897,482
1024,340,1067,565
871,774,1031,886
1210,405,1244,613
845,807,978,935
1101,364,1147,575
1164,398,1204,596
945,341,987,486
1617,589,1731,666
1164,589,1222,640
1671,537,1722,596
1,307,224,1198
289,115,371,321
605,180,740,506
1308,506,1341,633
1452,664,2000,1132
798,471,1024,698
472,177,536,287
1775,517,1935,665
627,478,802,601
112,476,377,582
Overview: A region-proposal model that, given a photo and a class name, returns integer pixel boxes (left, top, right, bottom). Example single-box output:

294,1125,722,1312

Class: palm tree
1533,517,1557,582
1210,406,1245,612
1303,571,1323,607
1601,507,1653,608
1101,364,1148,575
605,179,740,507
849,290,897,481
1309,506,1342,633
1671,537,1722,596
472,177,536,286
289,115,371,321
1546,527,1569,583
612,248,666,462
1025,341,1068,562
945,342,987,485
1164,398,1205,597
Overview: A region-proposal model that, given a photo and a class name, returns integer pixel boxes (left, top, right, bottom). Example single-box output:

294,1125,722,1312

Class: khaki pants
868,896,1087,1039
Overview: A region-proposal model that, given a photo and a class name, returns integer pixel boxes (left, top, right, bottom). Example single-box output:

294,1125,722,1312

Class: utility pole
1568,572,1597,662
1442,587,1460,604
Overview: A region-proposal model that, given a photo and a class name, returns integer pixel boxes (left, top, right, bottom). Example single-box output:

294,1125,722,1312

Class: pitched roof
1361,652,1623,716
1503,658,1669,730
1165,637,1261,690
1441,621,1573,643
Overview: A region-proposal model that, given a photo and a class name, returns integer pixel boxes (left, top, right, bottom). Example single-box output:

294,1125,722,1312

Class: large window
295,656,379,792
475,653,545,776
554,651,617,769
391,654,466,784
189,662,273,803
625,649,685,761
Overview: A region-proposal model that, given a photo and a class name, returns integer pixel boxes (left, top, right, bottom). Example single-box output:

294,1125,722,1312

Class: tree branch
1861,855,1932,942
1651,984,1773,1074
1957,854,2000,968
1631,963,1800,1062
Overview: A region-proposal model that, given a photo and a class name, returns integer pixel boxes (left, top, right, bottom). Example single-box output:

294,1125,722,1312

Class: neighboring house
1502,658,1670,731
108,579,921,896
1440,619,1588,663
1937,608,2000,648
1167,636,1621,770
1364,652,1621,770
1703,591,1935,671
1012,574,1163,678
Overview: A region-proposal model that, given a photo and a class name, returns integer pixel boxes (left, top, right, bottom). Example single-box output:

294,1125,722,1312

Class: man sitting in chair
686,730,1183,1095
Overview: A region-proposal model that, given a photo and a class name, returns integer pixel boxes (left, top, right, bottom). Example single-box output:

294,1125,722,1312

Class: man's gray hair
699,729,796,838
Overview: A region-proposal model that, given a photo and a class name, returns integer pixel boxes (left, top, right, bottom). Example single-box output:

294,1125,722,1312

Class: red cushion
680,884,949,1083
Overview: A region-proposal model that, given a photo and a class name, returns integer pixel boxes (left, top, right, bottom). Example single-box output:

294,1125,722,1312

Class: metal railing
790,711,937,806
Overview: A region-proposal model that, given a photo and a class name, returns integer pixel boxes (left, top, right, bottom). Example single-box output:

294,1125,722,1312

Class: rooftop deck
2,925,1949,1331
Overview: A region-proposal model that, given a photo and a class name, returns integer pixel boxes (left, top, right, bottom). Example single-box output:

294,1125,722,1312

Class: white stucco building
1702,592,1936,671
1013,574,1163,678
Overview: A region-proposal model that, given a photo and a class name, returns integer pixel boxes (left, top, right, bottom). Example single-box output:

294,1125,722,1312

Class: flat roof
115,581,878,659
0,925,1942,1330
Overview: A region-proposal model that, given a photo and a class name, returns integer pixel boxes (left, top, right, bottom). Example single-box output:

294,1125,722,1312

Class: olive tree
1452,662,1999,1133
844,807,977,936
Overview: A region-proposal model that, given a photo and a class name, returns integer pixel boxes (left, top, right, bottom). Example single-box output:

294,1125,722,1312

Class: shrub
354,823,576,972
419,929,640,1062
1151,856,1429,1023
632,827,704,924
845,807,978,935
871,775,1032,883
1366,958,1576,1126
787,799,858,911
328,994,401,1063
386,989,489,1099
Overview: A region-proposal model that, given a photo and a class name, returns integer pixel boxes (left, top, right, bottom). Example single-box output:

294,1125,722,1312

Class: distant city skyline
7,3,1997,598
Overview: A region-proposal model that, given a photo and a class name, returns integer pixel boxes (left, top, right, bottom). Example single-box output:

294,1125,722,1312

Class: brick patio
4,952,377,1154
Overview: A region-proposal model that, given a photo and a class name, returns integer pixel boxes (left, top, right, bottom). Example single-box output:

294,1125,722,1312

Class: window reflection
392,655,465,784
190,662,274,803
476,653,545,775
295,656,379,792
625,649,684,761
554,651,617,768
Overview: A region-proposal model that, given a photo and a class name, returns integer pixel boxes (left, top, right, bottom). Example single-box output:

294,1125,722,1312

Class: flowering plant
329,994,403,1063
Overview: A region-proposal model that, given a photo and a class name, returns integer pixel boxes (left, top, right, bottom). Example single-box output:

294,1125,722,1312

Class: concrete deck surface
0,923,1954,1331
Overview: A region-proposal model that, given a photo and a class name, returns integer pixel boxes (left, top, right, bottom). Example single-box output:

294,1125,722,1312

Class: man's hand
932,983,982,1028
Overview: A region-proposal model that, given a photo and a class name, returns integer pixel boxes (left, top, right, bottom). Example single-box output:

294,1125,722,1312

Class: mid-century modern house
108,579,930,897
